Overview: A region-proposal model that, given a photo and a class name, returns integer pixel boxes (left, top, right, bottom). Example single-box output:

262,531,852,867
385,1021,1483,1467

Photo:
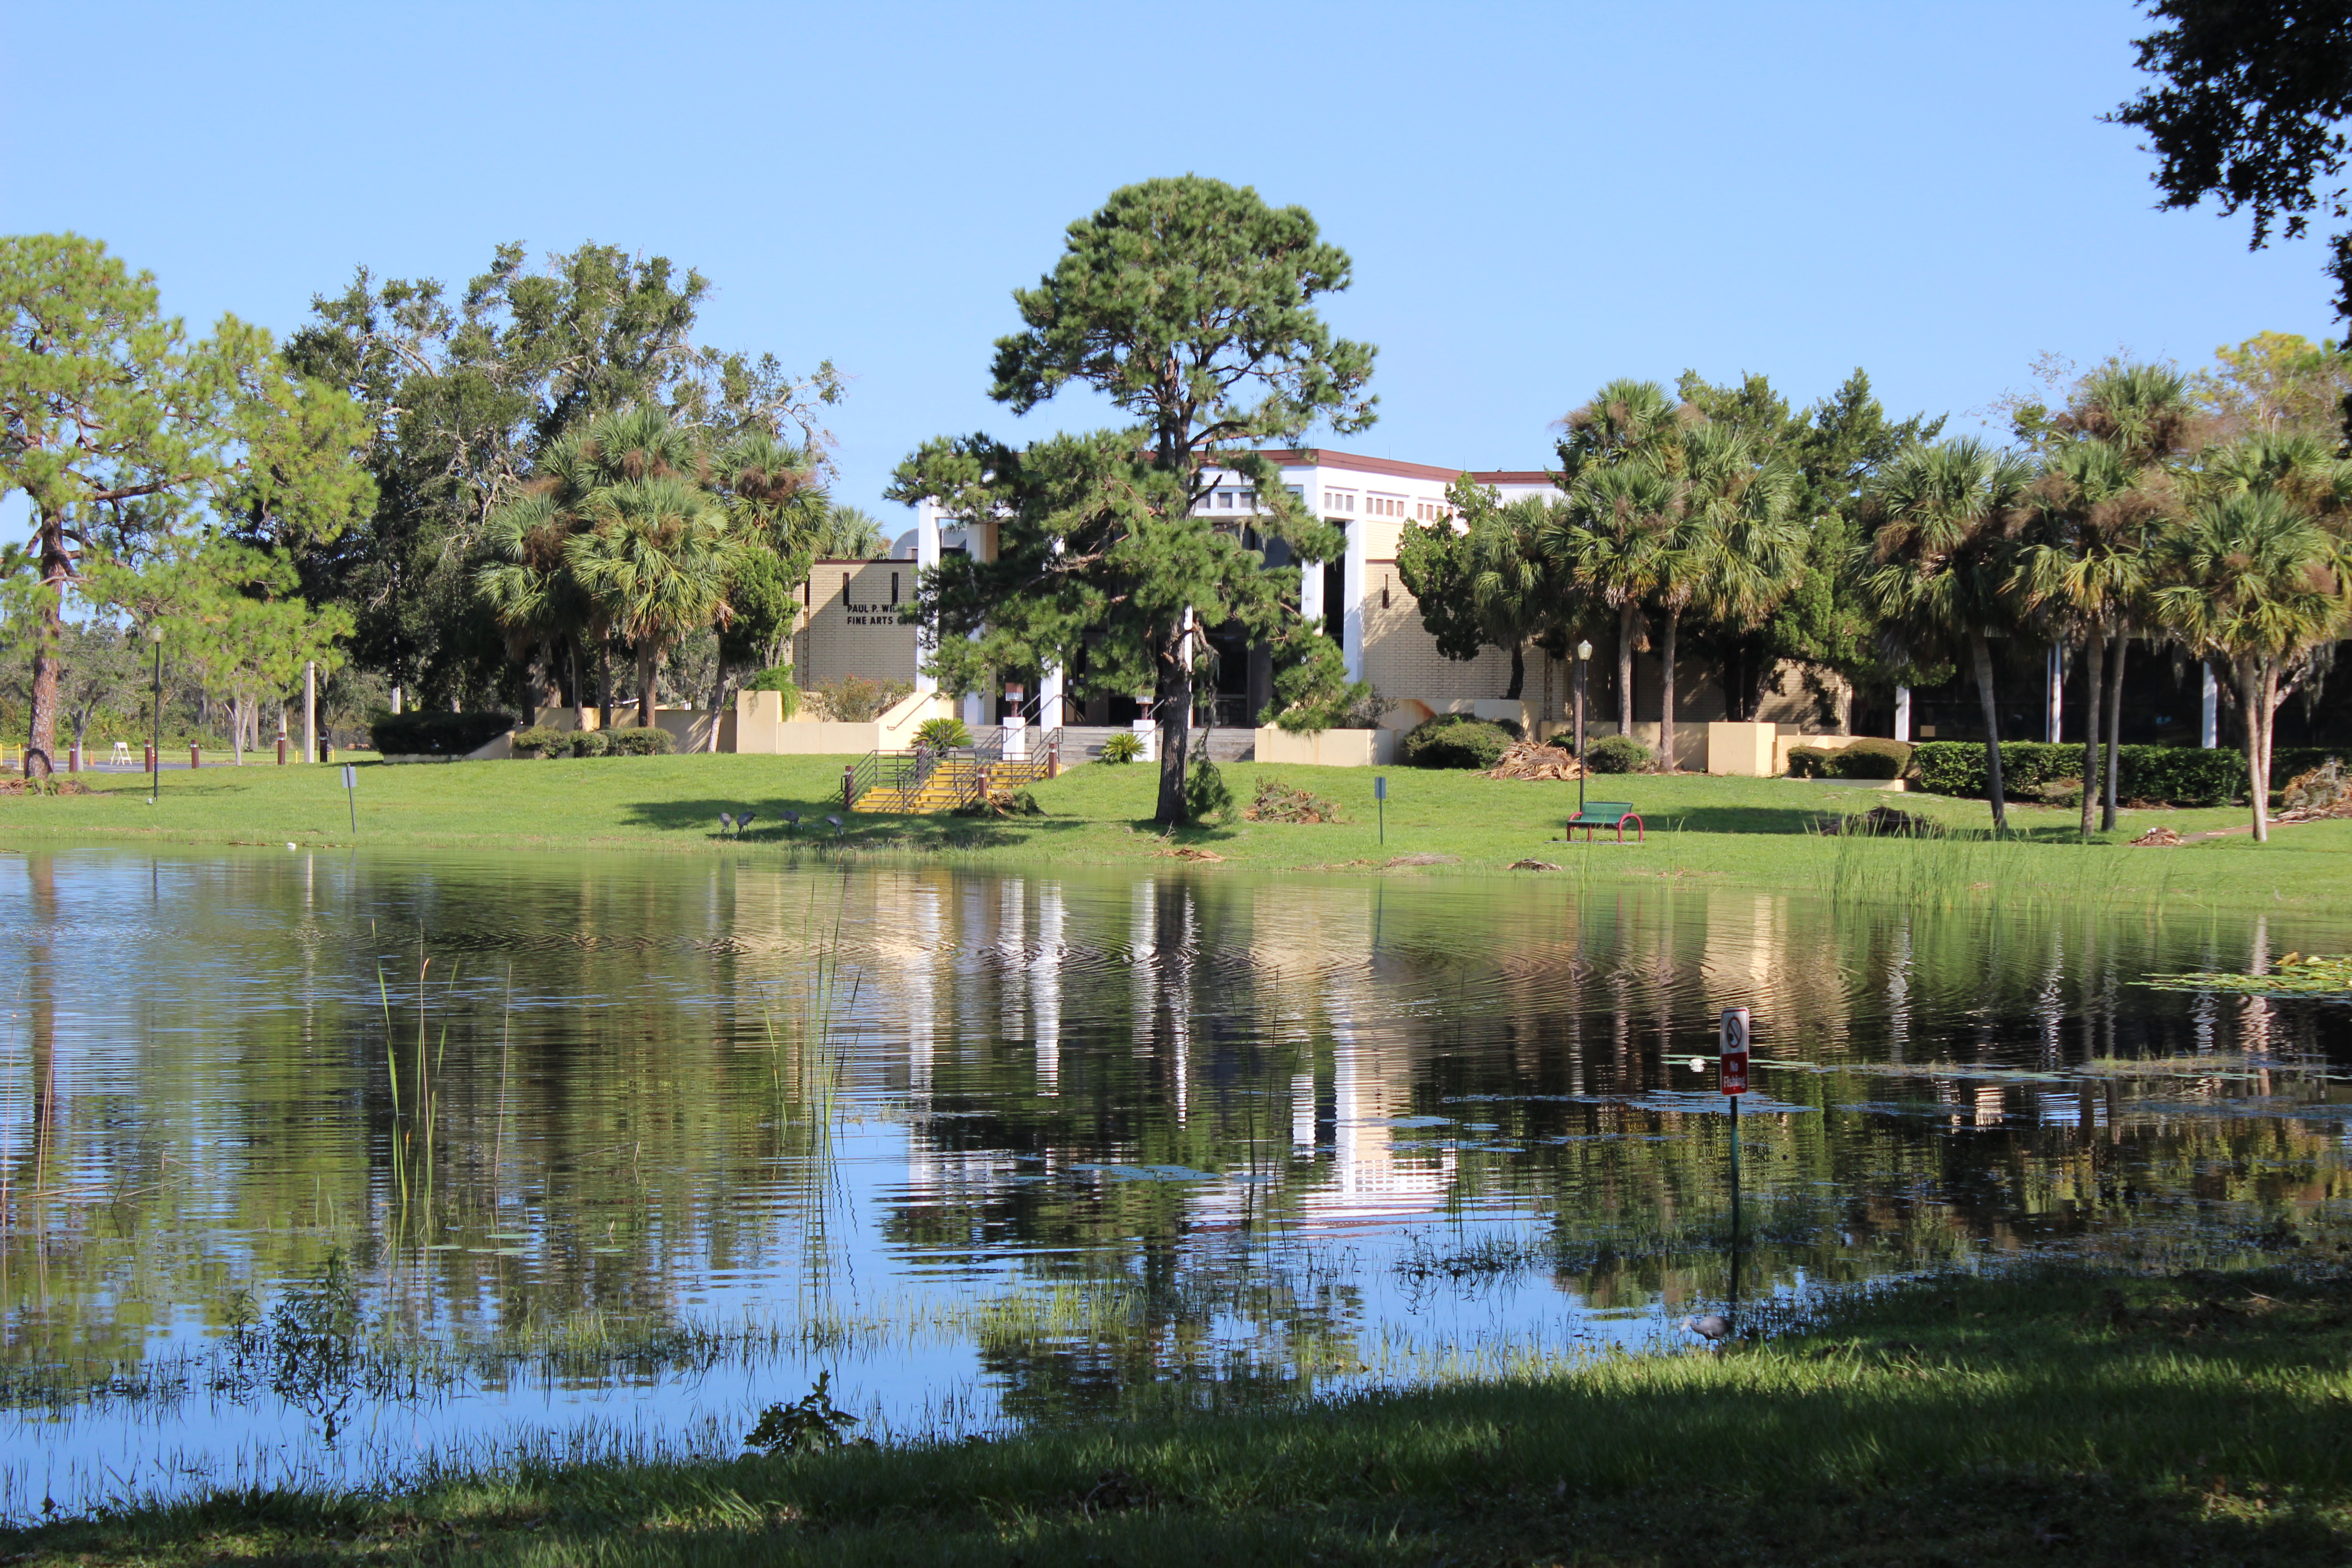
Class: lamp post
146,623,165,804
1573,639,1591,816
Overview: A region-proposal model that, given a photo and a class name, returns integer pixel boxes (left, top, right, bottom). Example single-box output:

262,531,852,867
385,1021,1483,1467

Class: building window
891,571,900,606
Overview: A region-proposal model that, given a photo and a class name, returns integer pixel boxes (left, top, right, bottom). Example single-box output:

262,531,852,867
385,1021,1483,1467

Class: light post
1573,638,1591,817
146,623,165,804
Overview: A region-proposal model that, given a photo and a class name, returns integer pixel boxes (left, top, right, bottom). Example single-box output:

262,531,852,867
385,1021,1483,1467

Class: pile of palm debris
953,785,1044,818
0,777,88,796
2278,760,2352,822
1487,740,1582,781
2130,825,2185,847
1508,858,1562,872
1242,779,1343,823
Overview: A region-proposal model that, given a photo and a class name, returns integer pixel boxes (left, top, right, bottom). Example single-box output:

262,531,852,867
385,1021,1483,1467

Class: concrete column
1894,685,1911,744
1039,663,1064,727
1299,542,1324,627
913,501,941,695
303,661,317,764
2201,661,2219,749
391,686,402,715
1341,521,1365,682
2044,643,2064,743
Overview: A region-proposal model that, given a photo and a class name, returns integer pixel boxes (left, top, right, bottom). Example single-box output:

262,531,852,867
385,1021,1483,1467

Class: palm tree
2152,488,2352,841
566,475,739,728
813,504,891,559
1555,377,1686,483
2016,438,2173,838
1548,460,1681,743
1467,496,1571,700
1855,439,2037,829
1670,423,1803,772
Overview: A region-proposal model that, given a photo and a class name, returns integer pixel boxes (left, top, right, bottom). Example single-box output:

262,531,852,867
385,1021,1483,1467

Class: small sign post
342,764,358,836
1373,774,1387,845
1720,1007,1750,1330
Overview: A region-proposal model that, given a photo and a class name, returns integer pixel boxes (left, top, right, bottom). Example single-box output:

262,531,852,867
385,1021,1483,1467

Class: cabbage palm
1548,461,1681,739
566,475,739,727
1670,423,1802,771
1466,496,1569,700
2017,438,2174,838
2152,489,2352,841
1855,438,2037,829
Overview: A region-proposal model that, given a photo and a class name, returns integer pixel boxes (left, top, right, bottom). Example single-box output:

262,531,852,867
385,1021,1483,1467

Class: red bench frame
1566,805,1645,844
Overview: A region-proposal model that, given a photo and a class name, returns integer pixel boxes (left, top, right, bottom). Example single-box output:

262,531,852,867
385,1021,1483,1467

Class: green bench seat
1566,801,1645,843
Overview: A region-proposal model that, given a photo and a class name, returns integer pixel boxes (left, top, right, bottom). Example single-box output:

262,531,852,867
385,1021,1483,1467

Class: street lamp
146,623,164,804
1573,638,1592,816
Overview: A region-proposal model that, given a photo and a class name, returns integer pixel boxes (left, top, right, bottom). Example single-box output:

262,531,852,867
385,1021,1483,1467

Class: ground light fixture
146,622,165,804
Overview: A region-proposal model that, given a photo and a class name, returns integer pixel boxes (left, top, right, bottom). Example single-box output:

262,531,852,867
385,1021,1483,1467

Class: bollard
189,743,201,770
276,736,288,766
144,743,155,772
1047,740,1059,779
842,765,854,812
68,744,80,775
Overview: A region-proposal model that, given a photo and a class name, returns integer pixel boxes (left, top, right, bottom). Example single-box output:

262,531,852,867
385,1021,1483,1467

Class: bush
1583,734,1652,774
1828,738,1913,780
915,716,971,751
605,726,676,756
570,729,611,758
809,676,911,724
1401,715,1514,769
1099,730,1145,764
742,665,796,692
1242,778,1343,823
1185,758,1233,821
369,710,517,756
1785,745,1832,779
511,725,570,760
1912,741,2249,805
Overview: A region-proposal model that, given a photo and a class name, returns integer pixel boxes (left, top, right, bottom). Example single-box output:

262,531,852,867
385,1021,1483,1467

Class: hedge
1910,741,2348,805
1401,715,1514,769
369,711,517,756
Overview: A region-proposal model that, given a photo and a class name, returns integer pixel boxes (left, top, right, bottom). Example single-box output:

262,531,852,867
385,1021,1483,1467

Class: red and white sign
1719,1008,1750,1096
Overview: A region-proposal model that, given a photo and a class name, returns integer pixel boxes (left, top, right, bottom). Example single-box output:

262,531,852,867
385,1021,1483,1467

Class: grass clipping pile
1242,778,1343,823
1487,740,1581,781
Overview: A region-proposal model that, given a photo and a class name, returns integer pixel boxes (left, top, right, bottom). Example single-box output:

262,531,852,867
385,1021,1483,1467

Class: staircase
849,748,1057,815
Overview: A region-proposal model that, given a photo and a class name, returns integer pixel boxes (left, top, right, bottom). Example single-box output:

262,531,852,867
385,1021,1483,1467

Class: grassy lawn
13,1265,2352,1565
0,754,2340,907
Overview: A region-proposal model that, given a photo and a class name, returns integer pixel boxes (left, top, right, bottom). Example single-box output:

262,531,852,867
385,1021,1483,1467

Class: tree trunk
1152,629,1195,827
2101,632,2127,831
23,513,68,778
1504,642,1524,701
705,652,730,753
1969,630,2007,831
2078,631,2103,841
2239,656,2267,842
637,643,660,728
1658,606,1680,773
597,641,614,730
1616,602,1640,737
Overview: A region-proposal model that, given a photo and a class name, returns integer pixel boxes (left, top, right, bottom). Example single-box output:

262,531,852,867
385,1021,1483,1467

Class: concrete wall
1254,726,1398,767
1360,563,1519,699
533,705,730,752
794,559,921,687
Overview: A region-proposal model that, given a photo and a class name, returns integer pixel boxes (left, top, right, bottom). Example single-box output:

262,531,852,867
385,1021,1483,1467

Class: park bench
1566,800,1645,844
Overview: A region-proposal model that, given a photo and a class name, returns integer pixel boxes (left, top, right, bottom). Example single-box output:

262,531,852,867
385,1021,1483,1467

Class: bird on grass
735,811,756,835
718,812,735,835
778,811,801,833
824,814,843,837
1679,1313,1732,1345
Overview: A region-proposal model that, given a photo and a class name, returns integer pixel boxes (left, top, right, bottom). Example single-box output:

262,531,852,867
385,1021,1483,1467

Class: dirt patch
1385,853,1459,867
0,777,91,796
1154,846,1225,862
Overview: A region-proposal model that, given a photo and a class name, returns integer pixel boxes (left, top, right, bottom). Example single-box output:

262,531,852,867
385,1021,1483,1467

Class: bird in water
1680,1313,1732,1344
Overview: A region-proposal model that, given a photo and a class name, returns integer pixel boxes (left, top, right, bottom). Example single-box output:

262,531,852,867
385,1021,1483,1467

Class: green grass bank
13,1266,2352,1566
0,754,2341,908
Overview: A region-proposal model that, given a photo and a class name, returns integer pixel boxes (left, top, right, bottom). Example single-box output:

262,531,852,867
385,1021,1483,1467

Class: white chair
110,741,132,765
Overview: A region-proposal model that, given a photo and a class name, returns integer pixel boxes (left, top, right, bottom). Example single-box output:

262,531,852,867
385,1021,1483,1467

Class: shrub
511,725,570,760
1912,741,2249,805
1242,778,1343,823
2038,776,2086,809
742,665,796,692
1401,715,1514,769
1185,758,1233,820
606,726,676,756
1099,730,1145,764
808,676,912,723
1583,734,1652,774
1785,745,1832,779
570,729,611,758
915,716,971,752
368,710,517,756
1827,738,1913,780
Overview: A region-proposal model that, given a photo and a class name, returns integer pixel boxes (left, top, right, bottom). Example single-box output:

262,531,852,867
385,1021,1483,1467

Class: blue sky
1,0,2336,520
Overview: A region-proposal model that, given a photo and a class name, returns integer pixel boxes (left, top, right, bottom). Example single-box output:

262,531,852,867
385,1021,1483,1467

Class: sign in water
1720,1007,1750,1096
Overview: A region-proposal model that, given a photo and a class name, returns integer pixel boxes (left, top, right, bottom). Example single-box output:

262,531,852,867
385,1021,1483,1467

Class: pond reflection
3,849,2348,1514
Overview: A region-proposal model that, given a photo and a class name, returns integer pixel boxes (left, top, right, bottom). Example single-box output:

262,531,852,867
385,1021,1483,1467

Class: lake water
4,848,2349,1517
